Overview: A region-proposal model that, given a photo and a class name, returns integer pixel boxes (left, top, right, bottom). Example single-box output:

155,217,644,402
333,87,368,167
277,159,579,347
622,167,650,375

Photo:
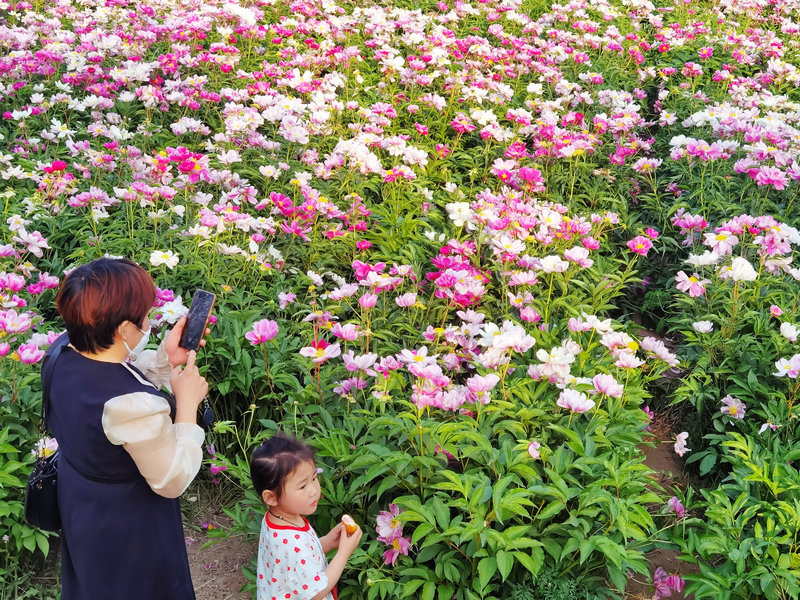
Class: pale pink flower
557,389,595,413
245,319,279,345
358,293,378,308
773,354,800,378
770,305,783,317
703,231,738,255
527,441,541,459
675,271,709,297
376,504,403,540
563,247,593,268
342,351,378,376
330,323,362,341
395,293,417,307
720,395,746,419
592,373,623,398
692,320,713,333
674,432,690,457
466,373,500,404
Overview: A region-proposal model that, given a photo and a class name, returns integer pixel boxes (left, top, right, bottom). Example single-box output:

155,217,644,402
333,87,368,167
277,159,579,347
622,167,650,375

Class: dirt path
186,525,253,600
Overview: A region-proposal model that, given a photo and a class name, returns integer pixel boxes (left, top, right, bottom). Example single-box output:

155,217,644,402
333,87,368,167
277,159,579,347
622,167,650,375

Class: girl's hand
165,317,211,367
338,524,363,558
320,523,345,553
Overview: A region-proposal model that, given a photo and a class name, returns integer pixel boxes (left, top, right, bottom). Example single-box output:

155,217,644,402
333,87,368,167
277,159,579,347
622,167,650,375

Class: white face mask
123,321,151,359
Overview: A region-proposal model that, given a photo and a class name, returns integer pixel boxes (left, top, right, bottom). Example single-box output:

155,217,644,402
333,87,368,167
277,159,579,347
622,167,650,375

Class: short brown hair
56,258,156,353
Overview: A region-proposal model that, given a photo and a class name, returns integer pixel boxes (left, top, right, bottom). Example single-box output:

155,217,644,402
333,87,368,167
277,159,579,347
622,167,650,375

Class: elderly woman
46,258,209,599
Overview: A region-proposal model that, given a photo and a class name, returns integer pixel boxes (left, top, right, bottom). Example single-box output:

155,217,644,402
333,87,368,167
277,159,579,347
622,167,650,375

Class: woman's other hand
171,351,208,423
165,317,211,367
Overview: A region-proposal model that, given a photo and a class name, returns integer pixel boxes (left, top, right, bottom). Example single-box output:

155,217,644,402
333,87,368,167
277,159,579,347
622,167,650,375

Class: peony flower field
2,0,800,596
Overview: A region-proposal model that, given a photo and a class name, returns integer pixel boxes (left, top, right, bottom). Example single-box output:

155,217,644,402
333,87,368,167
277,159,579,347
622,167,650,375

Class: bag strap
40,334,139,485
41,332,70,429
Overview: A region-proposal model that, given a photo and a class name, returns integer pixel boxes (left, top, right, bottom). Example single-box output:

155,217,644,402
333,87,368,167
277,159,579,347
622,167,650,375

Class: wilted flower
674,432,690,457
666,496,685,519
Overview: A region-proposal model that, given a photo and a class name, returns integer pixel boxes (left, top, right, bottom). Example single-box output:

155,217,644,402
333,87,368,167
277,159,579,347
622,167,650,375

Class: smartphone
179,289,216,351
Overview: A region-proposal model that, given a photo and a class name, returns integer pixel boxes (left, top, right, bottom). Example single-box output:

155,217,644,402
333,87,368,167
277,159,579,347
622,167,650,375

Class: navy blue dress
47,347,195,600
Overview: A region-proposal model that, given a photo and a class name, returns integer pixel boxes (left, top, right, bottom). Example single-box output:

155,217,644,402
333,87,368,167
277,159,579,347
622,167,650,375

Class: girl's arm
320,523,344,553
311,526,363,600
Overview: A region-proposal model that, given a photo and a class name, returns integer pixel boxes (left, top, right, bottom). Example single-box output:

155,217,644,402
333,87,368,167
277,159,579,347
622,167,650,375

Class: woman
47,257,209,599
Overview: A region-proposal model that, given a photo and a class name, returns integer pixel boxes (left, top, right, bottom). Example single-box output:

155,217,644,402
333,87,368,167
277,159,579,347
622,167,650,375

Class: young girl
250,433,362,600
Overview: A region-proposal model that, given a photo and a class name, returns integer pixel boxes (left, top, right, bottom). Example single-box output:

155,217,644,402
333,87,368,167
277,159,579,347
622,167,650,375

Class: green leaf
477,556,497,591
496,550,513,581
513,548,543,576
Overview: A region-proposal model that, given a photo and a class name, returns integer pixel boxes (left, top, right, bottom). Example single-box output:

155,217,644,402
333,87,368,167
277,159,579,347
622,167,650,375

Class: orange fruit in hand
341,514,357,535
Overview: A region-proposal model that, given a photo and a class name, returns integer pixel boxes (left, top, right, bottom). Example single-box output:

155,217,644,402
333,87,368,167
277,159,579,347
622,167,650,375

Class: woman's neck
72,340,129,363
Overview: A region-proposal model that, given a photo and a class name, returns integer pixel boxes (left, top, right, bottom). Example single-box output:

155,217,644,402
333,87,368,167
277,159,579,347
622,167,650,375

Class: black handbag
25,333,69,532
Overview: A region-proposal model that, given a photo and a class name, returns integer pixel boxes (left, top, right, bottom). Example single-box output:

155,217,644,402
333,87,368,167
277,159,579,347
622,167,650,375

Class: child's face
270,460,321,518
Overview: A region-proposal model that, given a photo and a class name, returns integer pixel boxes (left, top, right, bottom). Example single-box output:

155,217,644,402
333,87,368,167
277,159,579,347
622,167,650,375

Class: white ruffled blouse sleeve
130,339,174,391
102,392,205,498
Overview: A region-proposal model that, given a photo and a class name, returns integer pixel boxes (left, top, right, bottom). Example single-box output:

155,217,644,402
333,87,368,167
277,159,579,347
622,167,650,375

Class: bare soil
624,441,701,600
185,518,253,600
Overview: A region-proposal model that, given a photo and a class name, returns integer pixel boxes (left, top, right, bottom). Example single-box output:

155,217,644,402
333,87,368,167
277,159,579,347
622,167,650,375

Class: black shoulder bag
25,333,69,532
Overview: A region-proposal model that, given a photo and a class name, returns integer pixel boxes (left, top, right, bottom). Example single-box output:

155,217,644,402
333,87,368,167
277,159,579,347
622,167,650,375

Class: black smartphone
179,289,216,351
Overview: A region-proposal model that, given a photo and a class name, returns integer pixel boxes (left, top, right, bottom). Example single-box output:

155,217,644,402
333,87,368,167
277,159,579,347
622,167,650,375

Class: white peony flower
149,249,179,270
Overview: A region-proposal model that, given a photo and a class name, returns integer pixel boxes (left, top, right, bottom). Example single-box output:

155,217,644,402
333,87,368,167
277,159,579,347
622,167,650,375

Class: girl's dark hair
56,258,156,353
250,432,315,500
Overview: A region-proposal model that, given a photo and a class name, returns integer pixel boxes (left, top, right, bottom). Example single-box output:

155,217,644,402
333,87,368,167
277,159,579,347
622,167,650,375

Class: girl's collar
265,512,310,531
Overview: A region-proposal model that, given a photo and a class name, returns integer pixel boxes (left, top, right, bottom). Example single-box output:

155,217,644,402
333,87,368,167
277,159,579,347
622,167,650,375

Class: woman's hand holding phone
165,317,210,368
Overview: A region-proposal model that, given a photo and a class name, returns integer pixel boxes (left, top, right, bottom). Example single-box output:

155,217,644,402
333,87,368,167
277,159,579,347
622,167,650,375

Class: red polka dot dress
257,513,336,600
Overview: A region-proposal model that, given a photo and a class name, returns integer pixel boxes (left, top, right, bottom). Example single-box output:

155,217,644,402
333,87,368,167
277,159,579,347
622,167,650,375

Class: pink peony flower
18,342,46,364
592,373,624,398
299,340,341,364
245,319,279,345
627,236,653,256
675,271,709,297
